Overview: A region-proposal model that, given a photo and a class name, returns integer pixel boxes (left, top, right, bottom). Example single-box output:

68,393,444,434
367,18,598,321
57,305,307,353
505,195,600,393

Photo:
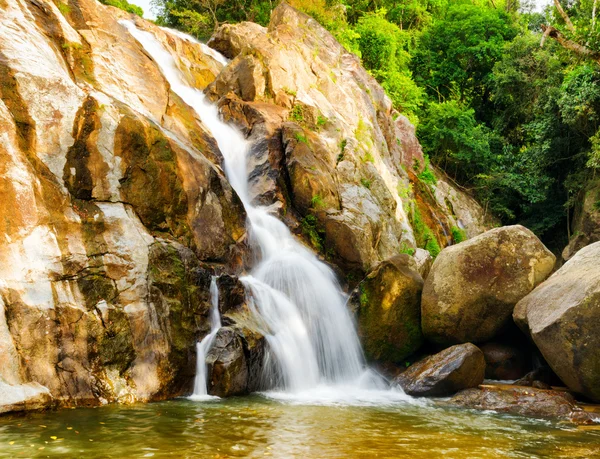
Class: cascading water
190,277,221,400
123,22,404,403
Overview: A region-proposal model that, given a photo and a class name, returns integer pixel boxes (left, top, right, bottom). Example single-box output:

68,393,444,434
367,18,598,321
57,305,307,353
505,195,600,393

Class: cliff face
0,0,492,413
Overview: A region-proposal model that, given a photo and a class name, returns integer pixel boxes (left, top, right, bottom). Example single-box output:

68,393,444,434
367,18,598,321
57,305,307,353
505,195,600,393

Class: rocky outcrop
514,241,600,402
563,179,600,260
394,343,485,396
447,385,600,424
205,3,494,274
351,255,423,363
0,0,248,413
422,226,555,345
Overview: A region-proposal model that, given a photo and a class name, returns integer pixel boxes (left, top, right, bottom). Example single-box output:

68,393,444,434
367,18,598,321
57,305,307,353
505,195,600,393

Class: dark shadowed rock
394,343,485,396
422,225,555,345
447,385,600,424
481,343,529,381
351,255,423,363
514,241,600,402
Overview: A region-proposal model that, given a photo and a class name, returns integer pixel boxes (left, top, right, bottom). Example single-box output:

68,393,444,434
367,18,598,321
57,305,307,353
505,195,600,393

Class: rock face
563,179,600,260
0,0,247,412
394,343,485,396
514,241,600,402
422,226,556,345
447,385,600,424
206,3,494,273
351,255,423,363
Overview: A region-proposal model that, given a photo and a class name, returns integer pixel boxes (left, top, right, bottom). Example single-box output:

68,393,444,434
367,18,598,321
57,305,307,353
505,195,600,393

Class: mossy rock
351,254,424,363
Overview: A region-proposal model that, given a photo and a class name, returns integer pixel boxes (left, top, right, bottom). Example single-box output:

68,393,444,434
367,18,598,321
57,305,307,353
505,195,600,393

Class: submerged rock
352,255,423,363
447,385,600,424
514,241,600,402
422,225,555,345
394,343,485,397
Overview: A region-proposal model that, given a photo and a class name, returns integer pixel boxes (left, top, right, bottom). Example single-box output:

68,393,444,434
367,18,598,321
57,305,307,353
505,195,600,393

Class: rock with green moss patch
351,255,424,363
422,225,555,345
514,241,600,402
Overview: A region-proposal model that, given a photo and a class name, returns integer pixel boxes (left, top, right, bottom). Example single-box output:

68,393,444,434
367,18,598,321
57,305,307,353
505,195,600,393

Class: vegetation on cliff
153,0,600,249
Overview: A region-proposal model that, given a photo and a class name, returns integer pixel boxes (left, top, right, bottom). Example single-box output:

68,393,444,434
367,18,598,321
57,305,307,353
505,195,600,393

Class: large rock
447,385,600,424
351,255,424,363
514,241,600,402
394,343,485,396
422,225,555,345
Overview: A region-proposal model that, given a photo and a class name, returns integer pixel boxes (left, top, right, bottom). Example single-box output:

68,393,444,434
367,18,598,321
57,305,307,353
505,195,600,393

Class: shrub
451,226,467,244
100,0,144,16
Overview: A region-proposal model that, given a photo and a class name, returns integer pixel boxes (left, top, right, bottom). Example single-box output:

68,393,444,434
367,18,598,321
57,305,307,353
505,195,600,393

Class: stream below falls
0,397,599,458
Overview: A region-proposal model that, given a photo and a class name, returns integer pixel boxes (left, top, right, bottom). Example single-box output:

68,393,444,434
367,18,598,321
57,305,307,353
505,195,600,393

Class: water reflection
0,397,598,458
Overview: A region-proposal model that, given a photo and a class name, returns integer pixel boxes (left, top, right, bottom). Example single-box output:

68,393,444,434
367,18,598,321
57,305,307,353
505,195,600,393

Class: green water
1,396,599,458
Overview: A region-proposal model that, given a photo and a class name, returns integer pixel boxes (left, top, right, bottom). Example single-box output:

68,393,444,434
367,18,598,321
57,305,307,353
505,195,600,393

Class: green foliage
301,215,325,251
316,114,328,128
417,155,437,186
57,1,71,14
399,242,416,256
411,207,441,258
294,132,308,144
412,4,517,115
289,104,305,123
310,193,324,209
360,178,372,188
100,0,143,16
450,226,467,244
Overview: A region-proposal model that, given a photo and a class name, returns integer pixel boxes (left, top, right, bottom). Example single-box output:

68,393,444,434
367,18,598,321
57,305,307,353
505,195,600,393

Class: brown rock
447,385,600,423
514,241,600,402
422,225,556,345
394,343,485,396
562,179,600,260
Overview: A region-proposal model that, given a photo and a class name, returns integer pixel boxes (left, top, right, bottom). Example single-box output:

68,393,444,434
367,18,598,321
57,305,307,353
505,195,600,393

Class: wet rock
217,274,247,315
351,255,423,363
394,343,485,396
0,382,54,415
480,343,529,381
422,225,555,345
514,241,600,402
447,385,600,424
206,327,248,397
206,326,266,397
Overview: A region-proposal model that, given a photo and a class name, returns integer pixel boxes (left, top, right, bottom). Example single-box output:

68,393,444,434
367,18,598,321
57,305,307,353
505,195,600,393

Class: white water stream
123,22,407,404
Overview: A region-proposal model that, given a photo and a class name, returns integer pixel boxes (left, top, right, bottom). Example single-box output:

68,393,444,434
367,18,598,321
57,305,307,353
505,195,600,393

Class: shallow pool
1,394,599,458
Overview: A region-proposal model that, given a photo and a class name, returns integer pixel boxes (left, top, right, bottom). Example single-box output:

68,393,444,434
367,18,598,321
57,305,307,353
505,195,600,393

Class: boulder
514,241,600,401
206,326,267,397
422,225,555,345
394,343,485,396
447,385,600,424
352,255,424,363
0,382,54,415
480,343,529,381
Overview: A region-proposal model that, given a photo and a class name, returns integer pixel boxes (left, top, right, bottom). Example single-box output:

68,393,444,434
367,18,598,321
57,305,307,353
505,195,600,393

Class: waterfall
123,22,394,400
190,277,221,400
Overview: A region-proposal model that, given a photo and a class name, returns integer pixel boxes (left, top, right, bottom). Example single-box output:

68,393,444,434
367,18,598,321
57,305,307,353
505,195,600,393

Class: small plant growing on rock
283,87,297,97
417,155,437,187
294,132,308,144
361,152,375,163
58,1,71,14
301,215,325,251
290,104,305,123
310,194,325,209
451,226,467,244
360,178,372,189
399,243,415,256
316,114,328,129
